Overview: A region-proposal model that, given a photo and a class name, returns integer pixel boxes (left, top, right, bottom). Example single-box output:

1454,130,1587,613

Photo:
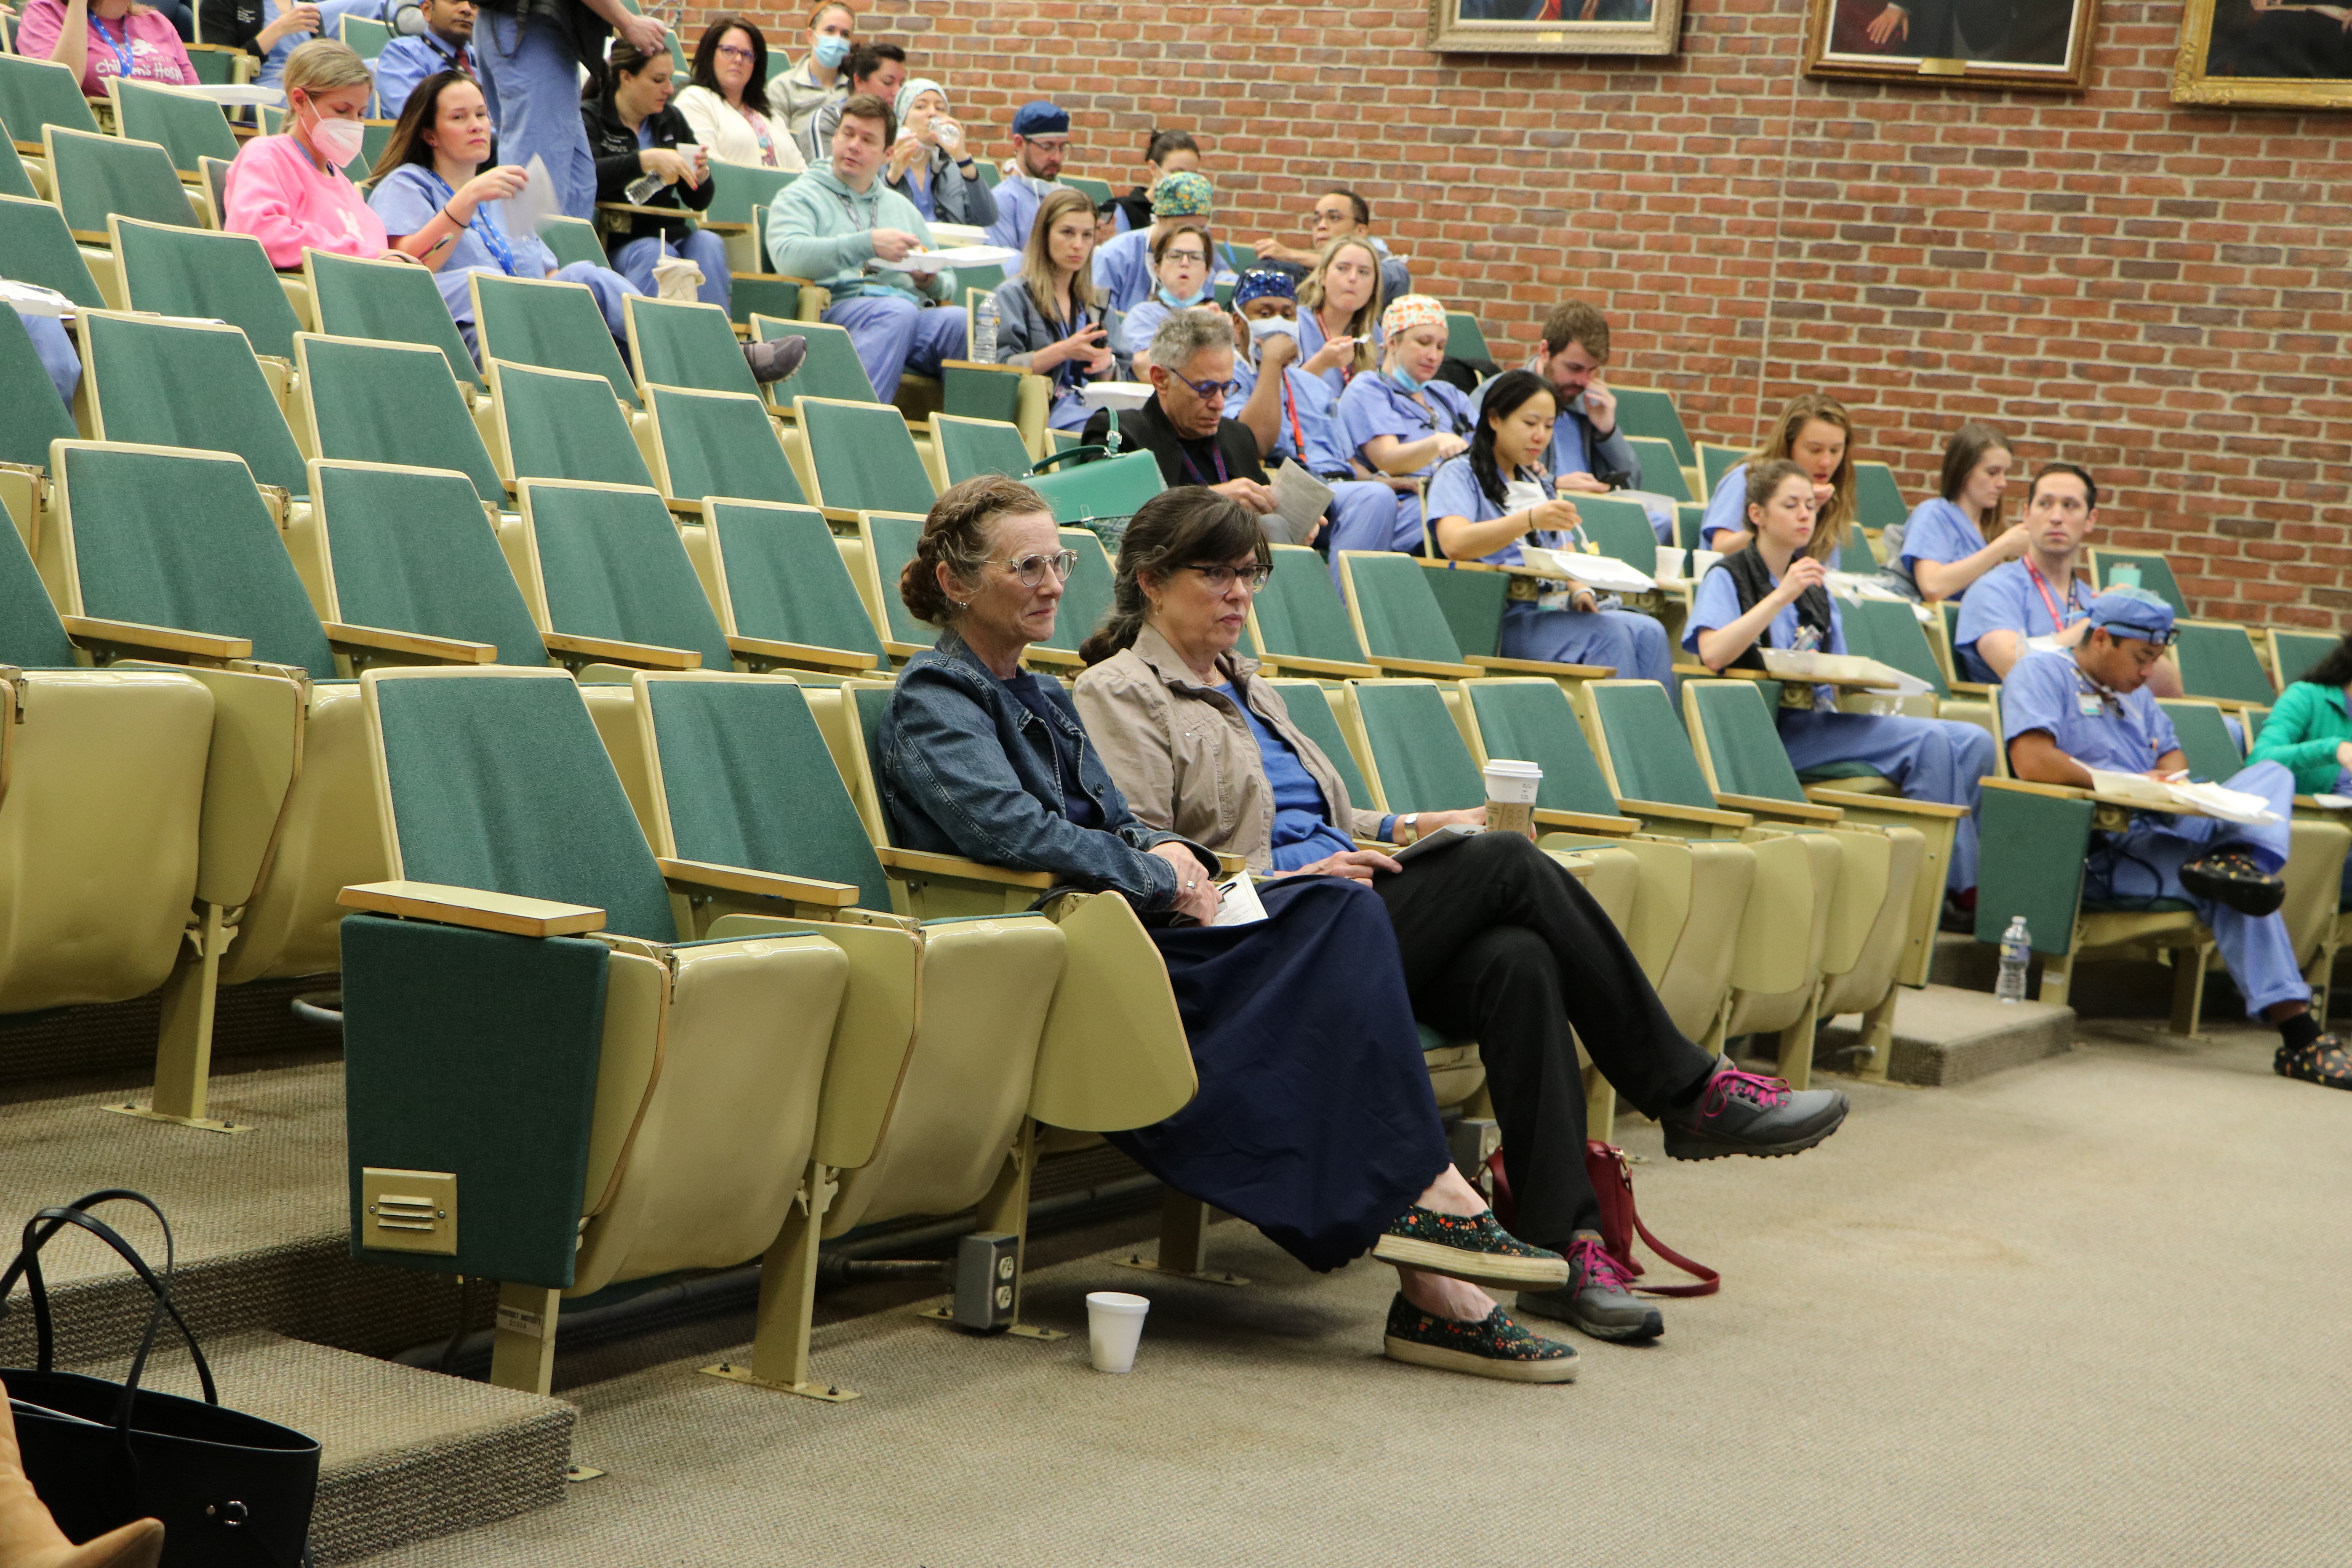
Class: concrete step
74,1332,573,1566
1927,932,2226,1021
1819,984,2074,1088
0,975,336,1094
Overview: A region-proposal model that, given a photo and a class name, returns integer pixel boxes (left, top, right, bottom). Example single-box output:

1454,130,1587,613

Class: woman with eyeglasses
1336,294,1475,555
675,15,806,172
874,476,1585,1383
1117,222,1214,365
1068,485,1850,1349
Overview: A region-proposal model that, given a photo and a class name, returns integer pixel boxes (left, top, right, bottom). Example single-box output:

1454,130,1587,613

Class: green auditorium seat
930,412,1038,487
1583,677,1846,1075
1622,437,1691,503
1573,495,1661,573
1608,386,1696,471
295,333,507,506
43,126,196,239
796,396,937,520
2084,547,2187,618
689,499,885,677
644,383,809,514
2267,629,2339,690
852,510,939,661
731,235,813,329
1023,527,1116,672
338,663,870,1396
704,156,795,229
1245,543,1376,679
2156,697,2244,782
511,479,738,675
1062,174,1111,203
624,294,760,399
47,441,483,1127
1837,524,1879,574
1852,460,1908,533
305,248,485,396
305,458,547,666
1835,595,2001,756
752,315,871,410
338,12,391,57
1335,553,1481,679
2173,620,2277,708
1444,310,1492,366
1263,676,1377,802
940,361,1049,455
0,55,100,151
0,305,77,535
107,77,238,178
486,358,659,492
112,216,303,363
471,271,641,411
78,310,309,497
536,215,609,273
1696,441,1745,501
0,131,38,200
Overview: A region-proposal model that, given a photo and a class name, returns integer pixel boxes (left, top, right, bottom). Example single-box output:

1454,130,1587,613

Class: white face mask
1244,314,1296,363
304,105,367,166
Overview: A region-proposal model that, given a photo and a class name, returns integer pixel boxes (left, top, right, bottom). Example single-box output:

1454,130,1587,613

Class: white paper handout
1758,648,1931,698
2085,769,2281,825
1079,381,1153,412
2314,794,2352,811
167,83,283,108
505,154,564,239
1265,463,1332,547
1517,544,1655,595
871,245,1022,274
0,280,74,319
1212,872,1268,927
1825,571,1912,604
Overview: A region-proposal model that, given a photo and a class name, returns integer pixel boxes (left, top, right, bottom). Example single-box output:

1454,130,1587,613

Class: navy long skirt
1107,875,1448,1272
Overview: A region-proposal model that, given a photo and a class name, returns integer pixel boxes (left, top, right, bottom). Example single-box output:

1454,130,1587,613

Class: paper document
506,155,563,238
1265,463,1332,546
2086,769,2281,825
1518,545,1654,595
1212,873,1268,927
1825,571,1912,604
1759,648,1930,697
0,280,74,318
872,245,1021,273
169,83,283,107
2314,794,2352,811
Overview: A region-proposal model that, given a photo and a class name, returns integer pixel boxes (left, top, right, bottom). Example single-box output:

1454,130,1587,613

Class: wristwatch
1398,813,1420,846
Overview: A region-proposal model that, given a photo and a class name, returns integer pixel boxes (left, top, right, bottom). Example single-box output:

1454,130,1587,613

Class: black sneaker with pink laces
1658,1058,1848,1161
1515,1234,1664,1343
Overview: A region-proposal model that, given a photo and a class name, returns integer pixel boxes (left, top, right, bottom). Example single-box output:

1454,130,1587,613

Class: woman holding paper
1425,370,1674,687
1072,484,1849,1347
1684,461,1996,899
876,475,1585,1383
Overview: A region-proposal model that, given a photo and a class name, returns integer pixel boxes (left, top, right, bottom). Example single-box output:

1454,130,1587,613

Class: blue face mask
1157,285,1209,309
1385,365,1428,395
813,34,850,68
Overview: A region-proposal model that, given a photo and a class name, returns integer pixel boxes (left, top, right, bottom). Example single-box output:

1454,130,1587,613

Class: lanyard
90,13,136,78
422,170,519,275
1279,374,1305,459
1177,437,1227,487
2024,558,2089,633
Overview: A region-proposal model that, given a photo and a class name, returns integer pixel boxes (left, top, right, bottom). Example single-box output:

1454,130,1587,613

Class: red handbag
1484,1141,1719,1298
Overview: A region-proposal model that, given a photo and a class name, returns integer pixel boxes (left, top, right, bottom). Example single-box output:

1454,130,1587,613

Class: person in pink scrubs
223,38,432,270
16,0,197,95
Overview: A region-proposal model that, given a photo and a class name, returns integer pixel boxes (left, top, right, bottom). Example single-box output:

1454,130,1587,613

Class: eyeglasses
1183,563,1269,593
1170,370,1241,402
989,549,1079,586
1162,249,1207,266
715,44,755,60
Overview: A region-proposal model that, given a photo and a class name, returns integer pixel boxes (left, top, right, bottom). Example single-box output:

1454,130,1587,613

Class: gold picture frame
1802,0,2100,92
2171,0,2352,107
1426,0,1685,58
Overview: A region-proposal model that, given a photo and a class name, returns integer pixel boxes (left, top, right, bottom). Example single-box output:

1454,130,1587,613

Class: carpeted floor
352,1021,2352,1567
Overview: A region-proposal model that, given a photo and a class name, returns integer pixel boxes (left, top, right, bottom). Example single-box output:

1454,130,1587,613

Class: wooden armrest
725,634,878,673
1715,791,1843,823
324,622,497,664
1215,853,1250,878
1259,653,1379,680
1023,646,1084,670
657,856,859,908
741,272,819,289
1370,653,1478,680
880,639,930,661
1532,807,1642,834
875,846,1055,889
595,201,699,220
540,631,702,670
1948,680,1999,697
1464,655,1614,678
61,615,252,662
339,879,604,937
1805,786,1971,819
697,220,751,235
1620,796,1753,829
941,359,1025,375
1981,777,2089,800
2295,795,2352,812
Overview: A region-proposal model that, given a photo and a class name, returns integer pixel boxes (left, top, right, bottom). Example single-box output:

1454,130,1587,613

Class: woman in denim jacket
874,476,1577,1382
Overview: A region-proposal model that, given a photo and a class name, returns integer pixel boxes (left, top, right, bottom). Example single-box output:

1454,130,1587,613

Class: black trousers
1373,831,1718,1247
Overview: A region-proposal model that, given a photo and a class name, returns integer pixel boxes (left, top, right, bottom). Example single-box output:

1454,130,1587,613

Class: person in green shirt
2249,635,2352,798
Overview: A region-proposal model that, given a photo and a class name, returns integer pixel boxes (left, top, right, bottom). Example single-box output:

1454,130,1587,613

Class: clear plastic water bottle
969,292,998,363
1996,916,2031,1004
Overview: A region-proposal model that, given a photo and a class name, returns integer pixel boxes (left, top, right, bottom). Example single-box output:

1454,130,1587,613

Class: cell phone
1387,820,1481,866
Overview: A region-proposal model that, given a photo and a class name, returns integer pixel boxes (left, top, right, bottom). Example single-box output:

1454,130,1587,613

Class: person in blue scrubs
984,99,1073,259
2003,588,2348,1089
1223,270,1412,584
16,309,80,408
1093,171,1229,316
1425,370,1673,686
1468,299,1669,543
1294,236,1383,396
1697,392,1855,555
1335,294,1474,556
1684,460,1995,900
476,0,661,221
1118,222,1212,362
1888,421,2025,603
369,0,476,120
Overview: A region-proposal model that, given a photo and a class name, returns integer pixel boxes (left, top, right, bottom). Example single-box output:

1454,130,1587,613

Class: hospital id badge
1537,589,1575,612
2078,695,2104,717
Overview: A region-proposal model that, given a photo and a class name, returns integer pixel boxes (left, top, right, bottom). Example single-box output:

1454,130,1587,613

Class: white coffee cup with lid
1483,758,1542,836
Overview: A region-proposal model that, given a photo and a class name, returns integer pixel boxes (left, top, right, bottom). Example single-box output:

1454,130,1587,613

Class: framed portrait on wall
2172,0,2352,107
1425,0,1685,57
1801,0,2100,91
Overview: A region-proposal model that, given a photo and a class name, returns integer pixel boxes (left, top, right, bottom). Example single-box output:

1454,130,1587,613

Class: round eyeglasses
989,549,1080,586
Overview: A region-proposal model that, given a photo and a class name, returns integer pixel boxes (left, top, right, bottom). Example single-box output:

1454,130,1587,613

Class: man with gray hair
1082,310,1278,517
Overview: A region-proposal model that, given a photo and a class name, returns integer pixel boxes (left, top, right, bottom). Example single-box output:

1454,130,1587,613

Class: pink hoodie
14,0,196,95
222,134,388,270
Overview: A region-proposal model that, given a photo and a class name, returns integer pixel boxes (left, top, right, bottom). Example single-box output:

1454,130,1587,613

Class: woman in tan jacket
1073,487,1849,1348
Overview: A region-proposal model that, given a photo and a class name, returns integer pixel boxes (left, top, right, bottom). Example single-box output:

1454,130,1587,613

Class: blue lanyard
421,169,519,275
90,13,136,78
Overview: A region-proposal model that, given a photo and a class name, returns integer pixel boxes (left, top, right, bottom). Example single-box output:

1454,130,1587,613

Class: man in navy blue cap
986,100,1073,255
2003,585,2350,1089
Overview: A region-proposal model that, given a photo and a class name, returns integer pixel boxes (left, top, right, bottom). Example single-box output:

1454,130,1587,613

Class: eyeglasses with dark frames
1182,562,1270,593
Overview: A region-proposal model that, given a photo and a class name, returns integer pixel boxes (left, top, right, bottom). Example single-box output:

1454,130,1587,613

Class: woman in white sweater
673,15,806,173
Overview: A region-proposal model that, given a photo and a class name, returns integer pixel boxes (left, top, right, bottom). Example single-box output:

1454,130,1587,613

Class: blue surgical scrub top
1230,355,1355,476
1683,561,1845,706
2000,648,2180,775
1234,701,1356,870
1337,374,1474,483
1091,227,1154,314
1295,309,1382,397
370,165,558,327
1897,497,1989,597
1424,456,1580,568
1953,559,2095,684
1698,461,1751,548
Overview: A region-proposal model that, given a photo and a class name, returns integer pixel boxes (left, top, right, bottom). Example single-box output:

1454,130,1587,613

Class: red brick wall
710,0,2352,626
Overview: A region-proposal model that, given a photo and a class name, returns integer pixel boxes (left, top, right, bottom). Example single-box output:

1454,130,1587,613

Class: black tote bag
2,1190,320,1566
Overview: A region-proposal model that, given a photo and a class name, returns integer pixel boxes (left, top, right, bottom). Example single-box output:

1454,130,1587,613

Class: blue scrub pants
27,315,78,407
2084,760,2307,1016
822,294,967,401
1777,708,1995,894
475,12,596,221
613,230,731,313
1048,387,1091,431
1501,599,1674,688
1323,481,1418,590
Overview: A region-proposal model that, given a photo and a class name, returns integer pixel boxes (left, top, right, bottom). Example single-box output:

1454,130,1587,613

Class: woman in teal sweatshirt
2250,635,2352,797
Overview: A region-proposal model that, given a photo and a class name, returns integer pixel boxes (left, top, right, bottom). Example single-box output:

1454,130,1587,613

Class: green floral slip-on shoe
1372,1207,1570,1290
1382,1294,1579,1384
2276,1035,2352,1091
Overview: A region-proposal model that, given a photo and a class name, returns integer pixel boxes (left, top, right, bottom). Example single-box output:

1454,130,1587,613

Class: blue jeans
823,293,967,401
613,230,731,313
475,12,595,221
